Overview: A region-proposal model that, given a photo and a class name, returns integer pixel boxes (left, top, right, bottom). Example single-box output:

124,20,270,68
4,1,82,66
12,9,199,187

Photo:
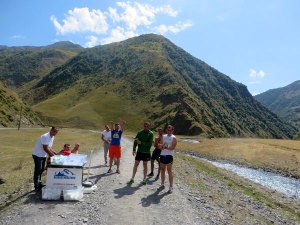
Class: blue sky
1,0,299,95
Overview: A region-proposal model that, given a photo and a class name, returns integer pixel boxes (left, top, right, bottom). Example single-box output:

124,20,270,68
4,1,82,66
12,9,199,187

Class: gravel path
0,137,299,225
0,138,202,225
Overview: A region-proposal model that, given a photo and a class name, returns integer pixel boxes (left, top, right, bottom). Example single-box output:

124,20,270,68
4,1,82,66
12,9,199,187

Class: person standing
107,121,125,174
148,127,164,178
101,125,111,166
157,125,177,193
32,126,58,191
128,122,154,185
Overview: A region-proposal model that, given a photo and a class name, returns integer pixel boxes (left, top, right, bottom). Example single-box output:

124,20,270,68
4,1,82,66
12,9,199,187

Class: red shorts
109,145,121,158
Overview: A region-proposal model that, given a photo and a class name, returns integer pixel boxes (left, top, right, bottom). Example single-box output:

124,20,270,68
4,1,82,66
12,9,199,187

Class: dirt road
0,137,299,225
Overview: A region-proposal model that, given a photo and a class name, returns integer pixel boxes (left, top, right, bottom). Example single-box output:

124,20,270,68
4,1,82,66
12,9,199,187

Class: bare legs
160,163,173,188
131,160,148,180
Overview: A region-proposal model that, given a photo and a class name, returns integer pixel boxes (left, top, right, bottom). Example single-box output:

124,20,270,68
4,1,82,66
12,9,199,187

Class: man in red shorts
107,121,125,174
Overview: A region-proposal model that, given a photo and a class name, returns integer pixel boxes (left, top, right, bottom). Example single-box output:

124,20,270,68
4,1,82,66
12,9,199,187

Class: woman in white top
101,125,111,165
157,125,177,193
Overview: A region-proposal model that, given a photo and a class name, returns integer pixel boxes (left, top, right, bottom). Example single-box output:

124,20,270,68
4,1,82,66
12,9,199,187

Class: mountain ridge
0,41,83,88
25,34,296,138
255,80,300,128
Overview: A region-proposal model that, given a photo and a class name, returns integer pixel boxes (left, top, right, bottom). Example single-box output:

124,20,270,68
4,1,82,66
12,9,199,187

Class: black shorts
135,152,151,161
160,155,173,164
151,148,161,160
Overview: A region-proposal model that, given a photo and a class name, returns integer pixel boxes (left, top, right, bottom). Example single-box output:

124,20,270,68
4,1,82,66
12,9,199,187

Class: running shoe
167,187,173,194
141,179,147,185
107,168,112,173
116,169,120,174
157,184,165,191
147,172,154,177
127,179,134,184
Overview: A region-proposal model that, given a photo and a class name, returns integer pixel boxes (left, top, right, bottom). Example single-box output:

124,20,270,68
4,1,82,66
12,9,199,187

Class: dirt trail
0,137,299,225
0,138,201,225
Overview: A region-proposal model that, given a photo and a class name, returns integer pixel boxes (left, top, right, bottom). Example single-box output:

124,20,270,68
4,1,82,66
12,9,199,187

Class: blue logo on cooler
54,169,76,179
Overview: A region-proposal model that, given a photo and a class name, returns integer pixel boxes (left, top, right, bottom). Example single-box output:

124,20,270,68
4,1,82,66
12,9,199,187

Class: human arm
43,145,56,157
133,134,138,156
120,120,126,132
110,121,114,131
165,137,177,151
71,143,80,154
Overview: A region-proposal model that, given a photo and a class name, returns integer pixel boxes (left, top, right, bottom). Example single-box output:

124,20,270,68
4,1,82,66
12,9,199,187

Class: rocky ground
0,138,299,225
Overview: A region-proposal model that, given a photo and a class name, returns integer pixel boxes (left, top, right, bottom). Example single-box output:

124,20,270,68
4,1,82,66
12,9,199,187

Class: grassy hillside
33,85,146,130
0,41,82,89
0,81,41,127
255,80,300,127
28,34,296,138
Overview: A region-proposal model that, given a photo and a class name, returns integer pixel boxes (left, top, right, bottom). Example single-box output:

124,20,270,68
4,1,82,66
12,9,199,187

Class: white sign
46,167,83,189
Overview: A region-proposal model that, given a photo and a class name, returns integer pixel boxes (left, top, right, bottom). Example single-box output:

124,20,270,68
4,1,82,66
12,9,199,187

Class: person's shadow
88,172,114,184
113,183,143,199
140,190,169,207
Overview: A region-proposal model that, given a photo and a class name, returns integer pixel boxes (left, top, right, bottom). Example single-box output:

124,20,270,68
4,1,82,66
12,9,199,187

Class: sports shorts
151,148,161,161
109,145,121,158
135,152,151,162
160,155,173,164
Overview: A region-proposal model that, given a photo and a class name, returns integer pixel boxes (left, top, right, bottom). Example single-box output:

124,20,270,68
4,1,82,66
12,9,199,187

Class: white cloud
111,2,178,31
11,35,25,39
249,69,265,78
51,2,191,45
248,81,260,85
85,35,100,48
101,27,137,45
50,8,108,35
155,21,192,34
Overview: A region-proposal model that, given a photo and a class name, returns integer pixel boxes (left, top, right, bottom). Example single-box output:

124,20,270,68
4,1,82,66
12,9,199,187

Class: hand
132,151,136,156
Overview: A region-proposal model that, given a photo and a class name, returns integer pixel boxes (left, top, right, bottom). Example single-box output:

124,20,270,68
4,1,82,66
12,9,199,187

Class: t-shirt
133,129,154,154
102,130,111,142
161,134,176,156
110,129,122,146
32,132,54,157
59,149,71,156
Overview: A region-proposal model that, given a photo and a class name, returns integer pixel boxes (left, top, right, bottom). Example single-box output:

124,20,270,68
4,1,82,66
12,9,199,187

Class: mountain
255,81,300,128
25,34,296,138
0,81,41,127
46,41,83,50
0,41,83,89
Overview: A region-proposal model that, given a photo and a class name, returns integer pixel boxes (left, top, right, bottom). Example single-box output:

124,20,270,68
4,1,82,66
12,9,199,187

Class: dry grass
0,128,100,198
176,138,300,178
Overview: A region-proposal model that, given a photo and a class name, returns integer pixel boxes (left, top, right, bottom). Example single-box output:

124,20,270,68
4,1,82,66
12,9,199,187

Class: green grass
0,128,100,197
33,85,146,130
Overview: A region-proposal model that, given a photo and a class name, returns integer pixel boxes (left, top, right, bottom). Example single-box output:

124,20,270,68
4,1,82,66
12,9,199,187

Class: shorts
151,148,161,161
160,155,173,164
109,145,121,158
135,152,151,161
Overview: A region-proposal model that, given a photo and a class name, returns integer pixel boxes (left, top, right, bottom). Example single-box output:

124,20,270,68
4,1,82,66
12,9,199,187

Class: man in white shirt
101,125,111,165
32,126,58,191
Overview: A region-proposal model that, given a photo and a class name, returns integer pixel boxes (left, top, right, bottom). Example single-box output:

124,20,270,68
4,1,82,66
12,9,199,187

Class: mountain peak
47,41,83,49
